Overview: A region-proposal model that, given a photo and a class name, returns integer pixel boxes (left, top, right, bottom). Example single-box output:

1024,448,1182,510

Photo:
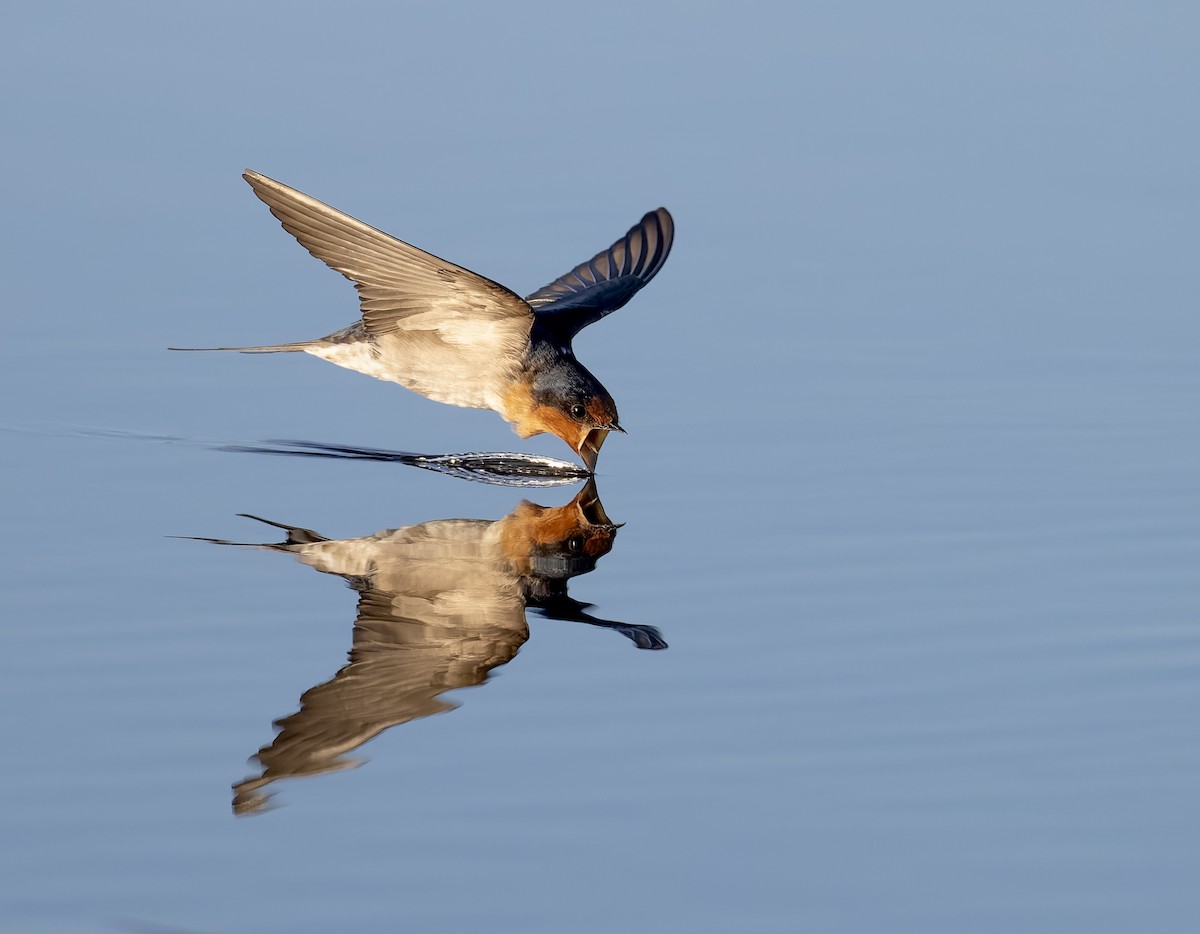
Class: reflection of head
499,481,621,591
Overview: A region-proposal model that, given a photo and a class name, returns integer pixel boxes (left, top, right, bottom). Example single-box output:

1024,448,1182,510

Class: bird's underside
303,321,527,414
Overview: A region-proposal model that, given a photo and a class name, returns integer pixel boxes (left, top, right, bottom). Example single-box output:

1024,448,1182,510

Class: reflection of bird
172,172,674,470
187,482,664,815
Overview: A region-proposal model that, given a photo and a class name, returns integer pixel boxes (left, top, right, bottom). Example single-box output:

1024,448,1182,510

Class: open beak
579,427,610,472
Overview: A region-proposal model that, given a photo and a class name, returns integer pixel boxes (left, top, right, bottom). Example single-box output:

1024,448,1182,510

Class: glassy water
2,5,1198,933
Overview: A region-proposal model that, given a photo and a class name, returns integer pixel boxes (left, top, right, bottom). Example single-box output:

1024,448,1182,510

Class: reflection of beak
579,428,610,472
574,479,623,528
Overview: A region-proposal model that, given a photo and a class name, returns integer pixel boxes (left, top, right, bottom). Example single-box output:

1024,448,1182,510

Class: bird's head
542,372,619,473
507,354,623,471
563,392,622,473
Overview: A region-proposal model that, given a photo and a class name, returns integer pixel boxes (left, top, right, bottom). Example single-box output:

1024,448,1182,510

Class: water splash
3,424,591,488
223,439,592,487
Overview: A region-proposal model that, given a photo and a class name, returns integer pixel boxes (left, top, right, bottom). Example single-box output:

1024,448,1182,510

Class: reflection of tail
171,514,328,550
235,514,329,546
168,341,311,353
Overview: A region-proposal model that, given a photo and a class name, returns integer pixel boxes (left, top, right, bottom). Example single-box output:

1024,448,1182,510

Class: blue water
2,5,1198,932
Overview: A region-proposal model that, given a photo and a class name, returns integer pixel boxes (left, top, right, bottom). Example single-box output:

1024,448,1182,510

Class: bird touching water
173,171,674,470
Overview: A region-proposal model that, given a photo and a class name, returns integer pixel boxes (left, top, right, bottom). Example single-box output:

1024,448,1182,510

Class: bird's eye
570,403,587,420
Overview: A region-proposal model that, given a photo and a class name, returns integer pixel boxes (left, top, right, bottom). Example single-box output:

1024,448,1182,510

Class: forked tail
168,341,310,353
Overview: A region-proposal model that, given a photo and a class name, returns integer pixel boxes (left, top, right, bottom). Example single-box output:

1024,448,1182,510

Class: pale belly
305,337,512,414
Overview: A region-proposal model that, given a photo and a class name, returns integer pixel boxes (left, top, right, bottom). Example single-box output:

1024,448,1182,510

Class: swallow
172,172,674,470
183,482,663,814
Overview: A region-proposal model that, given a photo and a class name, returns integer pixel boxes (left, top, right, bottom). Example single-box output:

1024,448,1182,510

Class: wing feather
525,208,674,339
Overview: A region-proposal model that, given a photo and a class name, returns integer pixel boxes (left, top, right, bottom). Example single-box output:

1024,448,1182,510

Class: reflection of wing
531,593,667,650
234,588,527,814
526,208,674,340
233,519,529,815
244,171,534,409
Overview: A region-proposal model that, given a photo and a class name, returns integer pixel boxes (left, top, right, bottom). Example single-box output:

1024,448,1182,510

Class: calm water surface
3,336,1196,933
2,5,1198,932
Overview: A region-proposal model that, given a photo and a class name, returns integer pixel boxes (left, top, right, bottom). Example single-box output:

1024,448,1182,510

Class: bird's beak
579,428,610,472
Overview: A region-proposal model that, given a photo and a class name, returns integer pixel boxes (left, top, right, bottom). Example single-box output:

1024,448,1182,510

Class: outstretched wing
243,170,534,409
525,207,674,340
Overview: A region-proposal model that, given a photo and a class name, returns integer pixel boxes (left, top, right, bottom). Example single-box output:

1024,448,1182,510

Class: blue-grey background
2,3,1197,932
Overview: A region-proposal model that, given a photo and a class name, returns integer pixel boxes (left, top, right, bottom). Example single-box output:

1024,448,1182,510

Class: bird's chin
579,428,610,472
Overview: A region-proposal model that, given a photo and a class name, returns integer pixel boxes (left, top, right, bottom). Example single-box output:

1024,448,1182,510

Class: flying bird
173,171,674,470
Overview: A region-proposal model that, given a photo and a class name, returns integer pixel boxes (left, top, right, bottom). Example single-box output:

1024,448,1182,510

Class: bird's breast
499,377,579,443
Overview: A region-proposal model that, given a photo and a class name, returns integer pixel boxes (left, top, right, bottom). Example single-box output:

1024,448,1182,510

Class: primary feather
525,207,674,341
